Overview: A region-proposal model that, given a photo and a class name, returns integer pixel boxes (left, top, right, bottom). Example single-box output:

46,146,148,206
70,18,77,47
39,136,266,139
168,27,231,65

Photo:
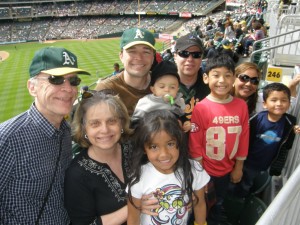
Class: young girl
127,110,210,225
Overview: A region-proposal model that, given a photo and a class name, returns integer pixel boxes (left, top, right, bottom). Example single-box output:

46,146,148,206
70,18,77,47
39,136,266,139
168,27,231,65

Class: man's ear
27,79,37,97
119,51,123,62
203,73,209,84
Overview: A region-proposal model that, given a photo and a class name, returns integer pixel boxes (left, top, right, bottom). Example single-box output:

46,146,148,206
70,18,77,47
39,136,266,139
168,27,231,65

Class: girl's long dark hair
127,110,197,208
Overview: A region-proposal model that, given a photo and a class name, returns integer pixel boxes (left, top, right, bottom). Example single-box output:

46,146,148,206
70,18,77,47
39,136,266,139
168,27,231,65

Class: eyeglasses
177,51,202,59
38,75,81,86
81,89,117,100
238,74,259,85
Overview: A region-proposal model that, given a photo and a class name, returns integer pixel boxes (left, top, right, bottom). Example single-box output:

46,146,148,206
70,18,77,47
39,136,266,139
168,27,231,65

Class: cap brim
176,44,203,52
41,67,91,76
123,41,155,50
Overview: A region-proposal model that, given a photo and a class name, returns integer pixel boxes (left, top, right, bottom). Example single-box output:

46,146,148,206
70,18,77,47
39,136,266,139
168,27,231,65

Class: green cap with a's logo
120,28,156,50
29,47,90,78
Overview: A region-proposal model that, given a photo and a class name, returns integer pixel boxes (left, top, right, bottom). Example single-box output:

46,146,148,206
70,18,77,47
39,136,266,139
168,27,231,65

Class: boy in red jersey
189,54,249,225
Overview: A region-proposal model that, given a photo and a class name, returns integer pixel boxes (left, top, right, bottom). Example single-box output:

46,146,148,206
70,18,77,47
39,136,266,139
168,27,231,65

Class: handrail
250,39,300,62
252,28,300,51
256,164,300,225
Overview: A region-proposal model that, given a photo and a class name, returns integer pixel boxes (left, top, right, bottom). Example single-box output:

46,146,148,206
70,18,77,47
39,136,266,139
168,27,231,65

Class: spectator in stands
242,21,265,58
94,27,155,116
173,33,210,132
234,21,243,39
258,18,268,37
231,83,299,199
170,39,176,54
203,39,218,59
256,0,268,19
214,31,224,43
220,39,239,63
223,19,236,40
219,13,232,32
194,25,204,38
112,62,121,76
239,20,248,34
65,90,133,225
0,47,90,224
205,16,215,31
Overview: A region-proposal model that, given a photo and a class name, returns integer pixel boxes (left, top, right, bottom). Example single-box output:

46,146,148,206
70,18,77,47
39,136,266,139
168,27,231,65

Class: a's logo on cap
62,52,75,66
134,29,145,39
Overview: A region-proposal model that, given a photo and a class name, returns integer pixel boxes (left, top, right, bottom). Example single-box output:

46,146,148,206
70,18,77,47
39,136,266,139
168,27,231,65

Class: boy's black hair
263,82,291,102
205,53,235,74
128,110,200,209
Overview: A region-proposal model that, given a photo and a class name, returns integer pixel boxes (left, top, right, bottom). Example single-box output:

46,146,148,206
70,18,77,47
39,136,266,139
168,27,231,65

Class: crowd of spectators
0,0,268,56
0,15,180,42
0,0,212,20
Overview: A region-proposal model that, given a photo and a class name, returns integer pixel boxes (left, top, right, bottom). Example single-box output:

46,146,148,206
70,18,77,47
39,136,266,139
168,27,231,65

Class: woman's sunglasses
39,75,81,86
238,74,259,85
177,50,202,59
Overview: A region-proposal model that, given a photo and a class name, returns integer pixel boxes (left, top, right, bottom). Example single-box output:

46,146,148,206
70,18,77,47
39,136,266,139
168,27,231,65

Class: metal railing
254,2,300,224
256,165,300,225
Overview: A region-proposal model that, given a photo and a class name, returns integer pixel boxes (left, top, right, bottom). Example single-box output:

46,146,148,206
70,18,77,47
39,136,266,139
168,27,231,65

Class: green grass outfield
0,39,163,122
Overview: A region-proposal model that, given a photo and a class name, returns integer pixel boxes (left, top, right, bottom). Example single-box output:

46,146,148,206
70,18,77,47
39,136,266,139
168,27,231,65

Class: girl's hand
141,194,160,216
183,121,191,132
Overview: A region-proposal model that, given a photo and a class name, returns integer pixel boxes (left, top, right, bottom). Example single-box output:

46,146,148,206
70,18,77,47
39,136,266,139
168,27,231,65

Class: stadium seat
223,194,246,225
237,195,267,225
250,171,272,199
224,194,267,225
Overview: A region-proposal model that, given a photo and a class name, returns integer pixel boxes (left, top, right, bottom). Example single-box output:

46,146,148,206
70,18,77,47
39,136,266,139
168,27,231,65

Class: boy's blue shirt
246,110,296,176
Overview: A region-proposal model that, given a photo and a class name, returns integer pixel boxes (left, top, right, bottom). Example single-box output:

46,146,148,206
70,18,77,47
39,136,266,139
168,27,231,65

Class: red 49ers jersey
189,95,249,177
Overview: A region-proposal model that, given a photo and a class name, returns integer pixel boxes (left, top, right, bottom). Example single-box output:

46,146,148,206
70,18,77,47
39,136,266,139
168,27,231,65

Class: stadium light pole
138,0,140,27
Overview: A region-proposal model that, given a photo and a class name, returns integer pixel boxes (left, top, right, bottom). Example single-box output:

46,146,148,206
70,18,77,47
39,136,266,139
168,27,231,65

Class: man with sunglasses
174,33,210,132
95,27,155,116
0,47,90,224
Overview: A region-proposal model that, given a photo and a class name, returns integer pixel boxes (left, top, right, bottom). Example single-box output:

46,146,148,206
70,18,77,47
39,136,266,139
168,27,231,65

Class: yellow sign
266,67,283,82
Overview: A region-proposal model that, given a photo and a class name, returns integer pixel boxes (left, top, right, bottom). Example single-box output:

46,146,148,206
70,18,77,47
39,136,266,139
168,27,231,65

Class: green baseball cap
29,47,90,78
120,28,155,50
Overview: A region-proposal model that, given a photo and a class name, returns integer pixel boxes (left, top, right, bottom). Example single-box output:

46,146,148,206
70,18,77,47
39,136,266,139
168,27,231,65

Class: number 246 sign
266,67,282,82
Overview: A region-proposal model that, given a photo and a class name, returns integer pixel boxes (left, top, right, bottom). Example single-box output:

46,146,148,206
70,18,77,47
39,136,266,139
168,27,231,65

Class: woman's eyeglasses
39,75,81,86
177,51,202,59
238,74,259,85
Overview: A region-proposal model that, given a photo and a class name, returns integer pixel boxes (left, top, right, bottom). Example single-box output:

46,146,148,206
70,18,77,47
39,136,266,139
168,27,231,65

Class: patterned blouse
64,142,132,225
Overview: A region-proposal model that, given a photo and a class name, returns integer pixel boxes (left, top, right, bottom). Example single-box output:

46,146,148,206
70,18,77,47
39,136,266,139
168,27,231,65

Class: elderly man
0,47,90,224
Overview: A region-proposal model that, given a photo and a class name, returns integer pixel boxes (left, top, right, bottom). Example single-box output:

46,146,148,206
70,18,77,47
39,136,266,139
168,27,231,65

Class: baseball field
0,38,163,122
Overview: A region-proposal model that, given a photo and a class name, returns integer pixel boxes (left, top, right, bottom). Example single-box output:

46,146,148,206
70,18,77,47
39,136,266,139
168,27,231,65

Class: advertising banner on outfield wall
179,12,192,18
159,33,173,40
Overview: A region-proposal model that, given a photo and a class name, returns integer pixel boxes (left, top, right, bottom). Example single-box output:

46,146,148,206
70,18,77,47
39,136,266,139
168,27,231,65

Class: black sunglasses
46,75,81,86
238,74,259,85
81,89,117,100
177,50,202,59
